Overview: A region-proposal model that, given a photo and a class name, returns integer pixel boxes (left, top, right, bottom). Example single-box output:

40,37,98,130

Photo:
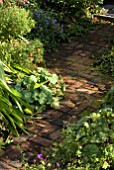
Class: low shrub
93,47,114,77
11,64,65,114
0,5,35,41
0,38,44,67
27,9,68,52
42,0,103,20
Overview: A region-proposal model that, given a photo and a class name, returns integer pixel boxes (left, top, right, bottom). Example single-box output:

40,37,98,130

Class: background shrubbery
26,0,104,52
93,47,114,77
0,5,35,41
0,39,44,66
43,0,103,19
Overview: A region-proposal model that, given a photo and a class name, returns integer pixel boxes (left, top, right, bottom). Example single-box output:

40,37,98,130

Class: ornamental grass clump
0,60,32,138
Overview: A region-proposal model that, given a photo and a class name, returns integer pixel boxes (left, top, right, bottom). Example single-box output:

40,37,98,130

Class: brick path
0,24,114,169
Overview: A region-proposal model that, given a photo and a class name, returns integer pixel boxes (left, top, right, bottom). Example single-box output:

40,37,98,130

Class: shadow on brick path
0,24,114,169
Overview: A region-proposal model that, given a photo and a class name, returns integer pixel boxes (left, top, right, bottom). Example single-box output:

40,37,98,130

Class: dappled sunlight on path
1,24,114,169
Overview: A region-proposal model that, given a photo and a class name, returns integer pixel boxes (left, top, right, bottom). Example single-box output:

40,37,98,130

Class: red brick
82,83,99,91
63,78,76,84
29,136,52,147
40,124,58,136
49,129,62,140
45,111,63,122
60,100,75,108
71,81,83,88
76,88,96,94
0,161,15,170
56,104,71,112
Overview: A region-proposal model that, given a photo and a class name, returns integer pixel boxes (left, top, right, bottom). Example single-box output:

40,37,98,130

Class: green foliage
11,64,65,113
0,60,32,137
0,61,65,144
93,47,114,77
0,5,35,41
102,87,114,109
24,89,114,170
27,9,68,52
0,38,44,66
25,0,102,52
27,10,99,52
0,4,44,66
43,0,103,19
50,107,114,169
34,104,113,170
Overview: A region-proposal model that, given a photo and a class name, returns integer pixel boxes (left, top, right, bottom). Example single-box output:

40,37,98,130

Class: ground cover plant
93,46,114,77
10,64,65,113
24,89,114,170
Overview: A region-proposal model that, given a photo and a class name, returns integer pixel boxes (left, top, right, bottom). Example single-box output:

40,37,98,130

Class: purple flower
45,19,49,24
34,12,41,18
37,154,43,159
52,19,57,24
56,162,60,167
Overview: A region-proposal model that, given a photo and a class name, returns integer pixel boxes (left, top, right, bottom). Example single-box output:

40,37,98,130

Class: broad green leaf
29,75,37,83
102,161,110,169
24,91,33,103
34,80,48,89
12,63,33,75
0,95,12,107
0,60,6,82
48,74,58,84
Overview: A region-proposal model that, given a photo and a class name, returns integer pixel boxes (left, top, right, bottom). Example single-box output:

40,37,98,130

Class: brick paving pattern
0,24,114,169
